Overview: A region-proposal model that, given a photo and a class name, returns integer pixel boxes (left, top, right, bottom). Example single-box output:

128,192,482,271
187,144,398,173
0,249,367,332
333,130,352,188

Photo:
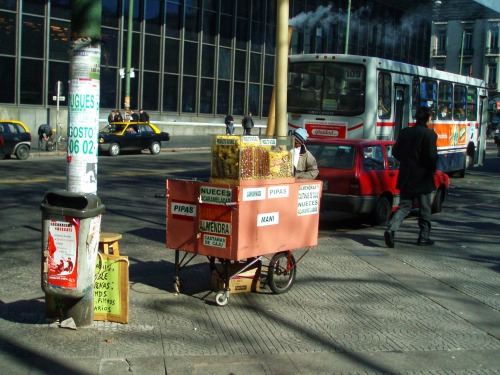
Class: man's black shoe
384,231,395,248
417,237,435,246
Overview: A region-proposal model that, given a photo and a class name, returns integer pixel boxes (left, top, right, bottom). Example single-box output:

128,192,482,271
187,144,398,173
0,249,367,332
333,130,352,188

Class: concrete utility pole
68,0,101,194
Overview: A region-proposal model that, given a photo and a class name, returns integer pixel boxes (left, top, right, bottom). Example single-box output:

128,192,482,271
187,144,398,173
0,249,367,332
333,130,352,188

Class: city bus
287,54,489,176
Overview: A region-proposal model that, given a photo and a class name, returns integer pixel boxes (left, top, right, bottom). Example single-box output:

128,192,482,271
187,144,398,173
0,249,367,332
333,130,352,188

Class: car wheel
109,143,120,156
431,188,443,214
150,141,161,155
15,145,30,160
372,196,391,225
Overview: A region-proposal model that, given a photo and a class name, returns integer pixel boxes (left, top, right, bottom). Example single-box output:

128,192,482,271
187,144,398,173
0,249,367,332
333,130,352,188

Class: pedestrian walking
224,114,234,135
139,109,150,123
384,106,438,248
242,111,254,135
292,128,319,179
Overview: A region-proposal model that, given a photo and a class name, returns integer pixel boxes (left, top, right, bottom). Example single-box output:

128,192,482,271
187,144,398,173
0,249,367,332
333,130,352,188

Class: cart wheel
268,252,296,294
215,291,229,306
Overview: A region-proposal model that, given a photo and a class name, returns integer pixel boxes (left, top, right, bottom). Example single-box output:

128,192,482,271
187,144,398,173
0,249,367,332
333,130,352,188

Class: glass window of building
490,25,499,53
144,35,161,71
123,0,141,32
236,18,249,50
22,15,44,58
251,21,264,52
20,59,43,105
143,72,160,111
51,0,70,20
250,53,261,83
200,78,214,114
145,0,162,35
182,76,197,113
249,84,260,116
220,14,234,47
102,0,119,28
201,45,215,78
233,82,245,115
165,39,180,73
437,30,446,54
48,61,69,106
0,1,16,11
163,74,179,112
166,2,181,38
100,67,117,109
264,55,274,85
262,85,273,117
49,20,71,61
218,47,232,80
237,0,250,19
23,0,45,15
183,42,198,76
185,4,199,42
217,80,230,115
234,50,246,82
488,64,497,87
0,11,16,55
101,28,119,67
202,8,216,44
464,30,473,53
0,56,15,103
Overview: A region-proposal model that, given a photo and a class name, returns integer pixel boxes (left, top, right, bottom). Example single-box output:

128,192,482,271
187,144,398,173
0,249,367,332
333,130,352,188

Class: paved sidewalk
1,138,499,374
1,231,499,374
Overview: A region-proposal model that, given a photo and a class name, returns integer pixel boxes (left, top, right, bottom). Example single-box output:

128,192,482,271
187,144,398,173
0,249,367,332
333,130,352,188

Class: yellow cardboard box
211,263,261,294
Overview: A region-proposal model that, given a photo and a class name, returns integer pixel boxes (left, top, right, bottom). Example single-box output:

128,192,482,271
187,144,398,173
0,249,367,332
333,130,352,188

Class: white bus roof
289,54,487,90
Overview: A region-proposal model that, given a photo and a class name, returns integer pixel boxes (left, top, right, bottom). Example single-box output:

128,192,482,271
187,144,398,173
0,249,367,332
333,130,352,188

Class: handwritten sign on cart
94,253,129,323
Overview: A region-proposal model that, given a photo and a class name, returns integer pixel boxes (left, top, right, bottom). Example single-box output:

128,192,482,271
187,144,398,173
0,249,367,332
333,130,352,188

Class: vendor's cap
293,128,308,145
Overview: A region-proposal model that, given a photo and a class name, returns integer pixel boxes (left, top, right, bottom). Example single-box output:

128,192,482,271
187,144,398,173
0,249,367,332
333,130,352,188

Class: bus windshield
288,62,366,115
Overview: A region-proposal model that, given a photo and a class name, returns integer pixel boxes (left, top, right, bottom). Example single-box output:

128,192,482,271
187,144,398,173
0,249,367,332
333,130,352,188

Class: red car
307,139,450,225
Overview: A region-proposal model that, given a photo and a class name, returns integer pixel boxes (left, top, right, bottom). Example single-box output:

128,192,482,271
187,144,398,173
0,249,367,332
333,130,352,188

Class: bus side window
421,79,437,119
378,72,391,119
453,85,467,121
466,87,477,121
412,77,420,119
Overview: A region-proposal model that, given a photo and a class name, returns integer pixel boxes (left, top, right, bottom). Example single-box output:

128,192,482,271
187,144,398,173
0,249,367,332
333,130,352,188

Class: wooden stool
99,232,122,255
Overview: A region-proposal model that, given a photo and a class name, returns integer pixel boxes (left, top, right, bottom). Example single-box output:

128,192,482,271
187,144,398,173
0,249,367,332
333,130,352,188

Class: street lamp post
124,0,133,114
345,0,351,54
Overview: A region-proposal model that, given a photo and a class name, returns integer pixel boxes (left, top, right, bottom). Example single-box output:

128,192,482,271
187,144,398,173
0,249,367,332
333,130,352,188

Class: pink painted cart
166,178,322,305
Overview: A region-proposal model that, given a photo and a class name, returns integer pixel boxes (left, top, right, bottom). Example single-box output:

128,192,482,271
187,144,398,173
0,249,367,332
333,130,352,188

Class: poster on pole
47,219,79,289
68,42,100,194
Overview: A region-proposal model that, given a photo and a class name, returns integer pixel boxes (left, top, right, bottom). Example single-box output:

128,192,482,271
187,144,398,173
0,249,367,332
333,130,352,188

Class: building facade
430,0,500,93
0,0,431,134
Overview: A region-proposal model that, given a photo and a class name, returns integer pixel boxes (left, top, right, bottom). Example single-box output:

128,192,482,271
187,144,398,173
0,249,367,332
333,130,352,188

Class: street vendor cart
165,135,322,305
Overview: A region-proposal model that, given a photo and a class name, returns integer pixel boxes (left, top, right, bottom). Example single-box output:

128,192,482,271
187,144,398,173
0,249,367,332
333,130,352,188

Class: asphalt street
0,137,499,375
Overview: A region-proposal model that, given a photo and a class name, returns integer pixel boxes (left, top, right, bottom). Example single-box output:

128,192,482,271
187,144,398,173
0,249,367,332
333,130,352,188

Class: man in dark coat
242,111,254,135
384,106,438,248
139,109,150,123
130,109,139,122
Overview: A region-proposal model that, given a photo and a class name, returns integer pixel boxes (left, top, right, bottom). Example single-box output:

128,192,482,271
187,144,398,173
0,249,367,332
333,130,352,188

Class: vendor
292,128,319,179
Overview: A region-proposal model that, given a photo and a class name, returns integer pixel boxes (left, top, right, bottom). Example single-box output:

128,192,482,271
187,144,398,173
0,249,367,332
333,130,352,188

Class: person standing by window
224,114,234,135
242,111,254,135
139,109,150,123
